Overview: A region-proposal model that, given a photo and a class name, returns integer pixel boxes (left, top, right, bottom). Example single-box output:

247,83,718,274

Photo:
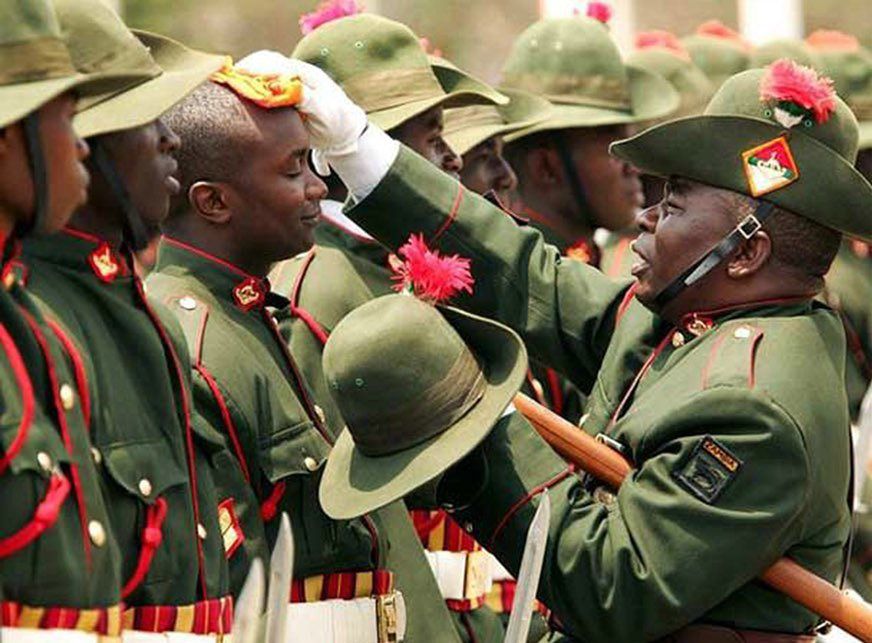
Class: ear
726,230,772,279
527,145,562,187
189,181,231,225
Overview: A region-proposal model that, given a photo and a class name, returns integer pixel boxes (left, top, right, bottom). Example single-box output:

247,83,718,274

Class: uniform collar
24,227,131,283
674,296,815,339
520,205,599,264
157,237,286,313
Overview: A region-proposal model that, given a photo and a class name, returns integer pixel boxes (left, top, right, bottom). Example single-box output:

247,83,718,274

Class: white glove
237,50,367,174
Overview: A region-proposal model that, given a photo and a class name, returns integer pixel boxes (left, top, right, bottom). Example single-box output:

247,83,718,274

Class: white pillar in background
738,0,804,44
538,0,635,53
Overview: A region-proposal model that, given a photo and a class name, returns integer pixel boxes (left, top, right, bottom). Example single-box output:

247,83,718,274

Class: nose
440,138,463,174
156,118,181,153
306,170,328,201
76,136,90,162
636,204,659,233
495,157,518,193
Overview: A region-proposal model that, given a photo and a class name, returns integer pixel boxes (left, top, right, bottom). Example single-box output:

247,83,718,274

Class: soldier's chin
631,279,658,311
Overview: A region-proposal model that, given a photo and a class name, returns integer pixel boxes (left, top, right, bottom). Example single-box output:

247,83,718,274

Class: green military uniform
20,5,251,635
0,0,143,636
148,237,454,642
279,15,510,642
325,60,869,639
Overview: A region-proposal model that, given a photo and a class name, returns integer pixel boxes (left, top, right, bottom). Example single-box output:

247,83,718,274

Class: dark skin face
392,106,462,178
75,118,180,243
189,106,326,276
514,124,642,239
631,178,813,322
0,93,89,237
459,136,517,202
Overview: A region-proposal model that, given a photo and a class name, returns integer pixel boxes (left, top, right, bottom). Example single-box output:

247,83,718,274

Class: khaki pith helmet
500,16,679,142
292,14,502,131
0,0,142,128
612,61,872,241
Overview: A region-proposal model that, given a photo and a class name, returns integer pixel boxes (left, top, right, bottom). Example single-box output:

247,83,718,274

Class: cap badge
88,243,120,283
741,136,799,197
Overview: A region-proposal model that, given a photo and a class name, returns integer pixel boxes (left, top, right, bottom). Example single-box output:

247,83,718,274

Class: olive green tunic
344,147,852,641
22,230,241,605
0,247,122,613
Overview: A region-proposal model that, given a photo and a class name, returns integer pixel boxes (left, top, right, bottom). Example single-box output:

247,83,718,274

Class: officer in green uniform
298,55,866,641
150,67,458,643
20,2,249,638
681,20,751,89
600,30,713,280
0,0,142,638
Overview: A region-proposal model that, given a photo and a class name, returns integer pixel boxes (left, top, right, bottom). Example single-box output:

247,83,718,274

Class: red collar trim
678,295,814,333
162,236,254,280
62,227,127,283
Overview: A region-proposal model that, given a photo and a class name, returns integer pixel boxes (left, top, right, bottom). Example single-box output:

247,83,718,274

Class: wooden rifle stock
513,392,872,642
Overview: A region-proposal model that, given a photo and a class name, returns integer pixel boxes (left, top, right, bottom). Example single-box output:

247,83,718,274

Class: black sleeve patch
673,436,743,504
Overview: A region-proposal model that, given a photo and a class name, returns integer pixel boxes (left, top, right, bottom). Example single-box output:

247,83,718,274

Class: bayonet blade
265,512,293,643
233,557,265,643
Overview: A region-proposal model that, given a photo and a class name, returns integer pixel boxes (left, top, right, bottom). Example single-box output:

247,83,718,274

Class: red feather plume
635,30,690,60
584,2,612,24
391,234,474,304
806,29,860,52
760,58,837,124
696,20,749,49
299,0,363,36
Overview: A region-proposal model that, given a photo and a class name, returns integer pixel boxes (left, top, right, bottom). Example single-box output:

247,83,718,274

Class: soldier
20,2,251,639
267,13,515,641
681,20,751,89
600,30,713,279
0,0,144,638
149,64,454,643
286,54,866,641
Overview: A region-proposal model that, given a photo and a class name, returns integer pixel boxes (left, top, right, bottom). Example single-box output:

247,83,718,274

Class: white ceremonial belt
121,632,228,642
285,592,406,643
0,628,99,643
424,550,494,600
489,553,515,583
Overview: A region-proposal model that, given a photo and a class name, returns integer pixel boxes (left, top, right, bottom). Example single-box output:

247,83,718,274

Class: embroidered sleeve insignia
741,136,799,197
88,243,120,283
673,436,743,504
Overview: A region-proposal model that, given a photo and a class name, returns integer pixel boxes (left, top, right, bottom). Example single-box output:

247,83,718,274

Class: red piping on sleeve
489,466,574,547
0,324,35,475
430,184,465,243
195,364,251,483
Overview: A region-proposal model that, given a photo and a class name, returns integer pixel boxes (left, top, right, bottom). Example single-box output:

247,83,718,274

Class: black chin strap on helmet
552,135,594,229
653,200,776,310
22,112,49,237
89,139,149,252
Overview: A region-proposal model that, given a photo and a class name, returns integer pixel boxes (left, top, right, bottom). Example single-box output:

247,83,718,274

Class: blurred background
117,0,872,82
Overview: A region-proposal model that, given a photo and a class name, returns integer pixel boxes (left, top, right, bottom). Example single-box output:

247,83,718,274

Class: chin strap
653,201,776,309
21,113,49,237
552,136,595,231
89,140,150,252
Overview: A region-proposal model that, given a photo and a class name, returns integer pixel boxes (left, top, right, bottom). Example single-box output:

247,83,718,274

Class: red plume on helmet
391,234,474,304
635,30,690,60
760,58,837,126
584,2,612,24
696,20,750,50
806,29,860,52
299,0,364,35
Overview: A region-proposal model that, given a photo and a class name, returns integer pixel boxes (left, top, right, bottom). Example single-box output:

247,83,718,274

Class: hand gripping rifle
513,392,872,642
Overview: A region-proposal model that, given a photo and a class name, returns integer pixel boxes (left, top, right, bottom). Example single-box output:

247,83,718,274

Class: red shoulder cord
121,497,169,599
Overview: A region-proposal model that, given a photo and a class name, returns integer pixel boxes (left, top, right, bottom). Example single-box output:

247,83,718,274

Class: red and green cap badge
611,58,872,241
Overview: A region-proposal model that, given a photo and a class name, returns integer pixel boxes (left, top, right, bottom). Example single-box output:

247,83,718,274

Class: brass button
178,296,197,311
91,447,102,466
733,326,752,340
671,331,685,348
89,520,106,547
37,451,52,472
197,523,208,540
313,405,326,424
303,456,319,472
3,271,15,290
138,478,152,497
59,384,75,410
